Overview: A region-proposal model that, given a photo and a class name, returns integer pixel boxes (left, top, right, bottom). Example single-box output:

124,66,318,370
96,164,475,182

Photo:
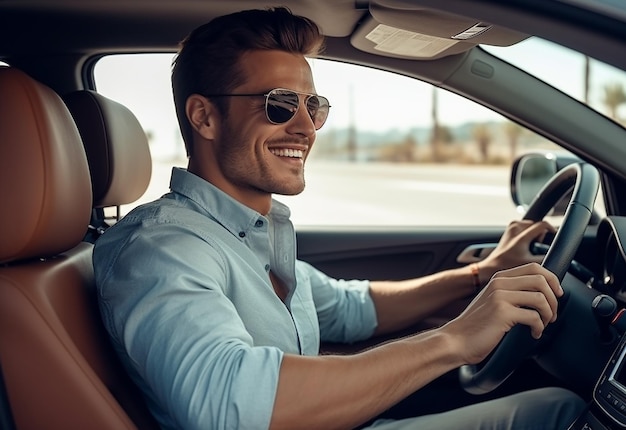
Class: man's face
204,50,320,206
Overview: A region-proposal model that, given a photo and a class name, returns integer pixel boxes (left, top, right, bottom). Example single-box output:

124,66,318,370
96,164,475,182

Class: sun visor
351,1,529,60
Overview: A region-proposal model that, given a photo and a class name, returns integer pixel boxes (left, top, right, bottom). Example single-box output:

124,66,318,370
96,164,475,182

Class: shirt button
238,231,246,238
264,264,270,271
255,220,264,228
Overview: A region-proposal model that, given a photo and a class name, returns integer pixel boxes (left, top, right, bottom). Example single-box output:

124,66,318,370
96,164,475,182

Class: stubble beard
217,121,306,196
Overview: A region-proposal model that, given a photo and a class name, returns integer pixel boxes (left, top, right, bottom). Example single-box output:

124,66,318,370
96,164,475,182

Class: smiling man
93,7,585,430
184,49,321,215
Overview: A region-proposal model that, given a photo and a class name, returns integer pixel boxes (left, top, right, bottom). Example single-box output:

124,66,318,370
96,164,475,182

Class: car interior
2,1,626,429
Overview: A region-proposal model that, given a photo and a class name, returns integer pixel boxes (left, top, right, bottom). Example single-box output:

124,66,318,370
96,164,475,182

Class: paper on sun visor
365,24,458,58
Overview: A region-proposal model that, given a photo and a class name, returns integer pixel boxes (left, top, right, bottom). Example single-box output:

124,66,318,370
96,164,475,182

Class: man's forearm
369,265,477,335
270,328,462,430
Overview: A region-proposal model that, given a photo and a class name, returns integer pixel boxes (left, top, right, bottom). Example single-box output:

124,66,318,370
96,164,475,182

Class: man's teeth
270,148,304,158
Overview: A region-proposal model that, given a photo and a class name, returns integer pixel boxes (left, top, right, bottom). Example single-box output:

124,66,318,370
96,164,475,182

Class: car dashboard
568,217,626,429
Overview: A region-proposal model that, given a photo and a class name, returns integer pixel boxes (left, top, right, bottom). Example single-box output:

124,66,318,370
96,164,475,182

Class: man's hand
478,220,555,284
442,262,563,365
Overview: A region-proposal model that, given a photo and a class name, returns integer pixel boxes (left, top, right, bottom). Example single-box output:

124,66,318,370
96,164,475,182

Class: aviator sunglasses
204,88,331,130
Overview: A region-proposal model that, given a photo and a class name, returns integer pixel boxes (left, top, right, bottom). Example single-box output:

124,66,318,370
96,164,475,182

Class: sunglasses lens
307,95,329,130
266,90,299,124
265,89,330,130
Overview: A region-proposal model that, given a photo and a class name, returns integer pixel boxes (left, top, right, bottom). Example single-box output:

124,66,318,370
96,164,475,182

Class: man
93,7,585,430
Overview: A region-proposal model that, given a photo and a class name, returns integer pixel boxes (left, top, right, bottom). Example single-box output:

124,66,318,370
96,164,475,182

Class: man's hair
172,7,325,157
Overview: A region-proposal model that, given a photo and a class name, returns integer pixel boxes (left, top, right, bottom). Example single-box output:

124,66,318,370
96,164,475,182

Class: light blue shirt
94,167,378,430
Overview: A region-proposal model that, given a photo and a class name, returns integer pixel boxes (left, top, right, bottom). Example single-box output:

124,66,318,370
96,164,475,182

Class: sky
94,37,626,159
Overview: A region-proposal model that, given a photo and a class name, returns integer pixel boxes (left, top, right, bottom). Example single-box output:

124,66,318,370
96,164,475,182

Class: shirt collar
169,167,291,236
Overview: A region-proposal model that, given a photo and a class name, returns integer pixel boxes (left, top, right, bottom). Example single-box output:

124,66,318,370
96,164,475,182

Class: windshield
485,37,626,127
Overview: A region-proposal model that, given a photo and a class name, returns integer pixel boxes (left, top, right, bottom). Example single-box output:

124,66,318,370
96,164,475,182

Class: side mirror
510,152,580,216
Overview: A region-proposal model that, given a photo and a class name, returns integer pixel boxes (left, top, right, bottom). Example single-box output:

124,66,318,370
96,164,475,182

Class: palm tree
473,124,492,163
503,121,524,160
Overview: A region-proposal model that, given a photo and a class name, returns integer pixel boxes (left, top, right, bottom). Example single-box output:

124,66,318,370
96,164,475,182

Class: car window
93,51,598,227
485,37,626,127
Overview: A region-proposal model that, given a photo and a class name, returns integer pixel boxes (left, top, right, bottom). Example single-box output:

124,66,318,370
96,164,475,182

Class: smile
269,148,304,159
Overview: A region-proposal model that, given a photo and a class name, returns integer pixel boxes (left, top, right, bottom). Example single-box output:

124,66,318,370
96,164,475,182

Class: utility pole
347,83,357,161
430,86,440,161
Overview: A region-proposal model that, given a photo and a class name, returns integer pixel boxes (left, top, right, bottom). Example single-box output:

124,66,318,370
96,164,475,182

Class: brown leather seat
0,67,157,429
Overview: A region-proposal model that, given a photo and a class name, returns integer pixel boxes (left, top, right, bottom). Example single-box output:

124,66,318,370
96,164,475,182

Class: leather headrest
0,67,92,264
63,91,152,209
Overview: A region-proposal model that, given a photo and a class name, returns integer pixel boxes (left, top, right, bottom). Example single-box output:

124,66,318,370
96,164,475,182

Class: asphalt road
131,159,521,227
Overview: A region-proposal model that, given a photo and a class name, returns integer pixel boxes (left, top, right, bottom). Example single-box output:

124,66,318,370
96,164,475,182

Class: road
131,159,522,227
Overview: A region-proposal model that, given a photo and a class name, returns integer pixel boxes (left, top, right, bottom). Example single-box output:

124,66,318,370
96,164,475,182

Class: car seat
0,67,157,429
63,90,152,240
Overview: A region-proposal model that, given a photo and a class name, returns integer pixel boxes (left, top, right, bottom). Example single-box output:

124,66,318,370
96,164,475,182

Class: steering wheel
459,162,600,394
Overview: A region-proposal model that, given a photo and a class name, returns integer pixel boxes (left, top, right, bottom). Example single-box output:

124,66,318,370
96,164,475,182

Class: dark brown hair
172,7,324,157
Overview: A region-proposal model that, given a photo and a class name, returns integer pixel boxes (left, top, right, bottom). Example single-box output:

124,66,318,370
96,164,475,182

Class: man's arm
276,328,457,430
370,220,554,335
369,265,477,335
270,263,562,430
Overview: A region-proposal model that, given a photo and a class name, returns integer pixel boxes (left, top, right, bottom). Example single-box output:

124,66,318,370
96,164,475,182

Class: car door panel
296,227,505,281
297,227,599,282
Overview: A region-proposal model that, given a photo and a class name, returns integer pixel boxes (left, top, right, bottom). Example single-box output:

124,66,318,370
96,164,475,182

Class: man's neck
188,162,273,215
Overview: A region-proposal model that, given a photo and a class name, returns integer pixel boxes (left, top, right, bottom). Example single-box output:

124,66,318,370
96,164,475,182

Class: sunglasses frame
202,88,331,130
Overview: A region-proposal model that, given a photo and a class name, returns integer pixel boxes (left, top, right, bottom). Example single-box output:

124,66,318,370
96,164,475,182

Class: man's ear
186,94,219,141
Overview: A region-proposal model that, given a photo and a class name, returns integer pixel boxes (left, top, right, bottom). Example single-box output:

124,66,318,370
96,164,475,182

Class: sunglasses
203,88,330,130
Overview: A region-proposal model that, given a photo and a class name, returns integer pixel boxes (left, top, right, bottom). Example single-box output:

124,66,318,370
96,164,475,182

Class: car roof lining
0,0,532,57
2,0,625,70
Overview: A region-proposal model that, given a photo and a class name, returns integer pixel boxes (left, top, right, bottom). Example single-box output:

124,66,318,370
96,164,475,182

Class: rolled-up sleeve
296,261,378,343
96,220,282,430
